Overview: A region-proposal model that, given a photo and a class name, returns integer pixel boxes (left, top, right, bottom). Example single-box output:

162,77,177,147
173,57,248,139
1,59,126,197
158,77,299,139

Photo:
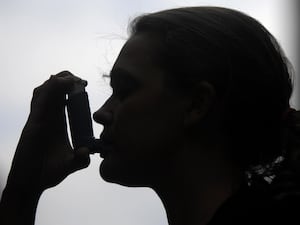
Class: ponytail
246,108,300,193
264,108,300,200
282,108,300,172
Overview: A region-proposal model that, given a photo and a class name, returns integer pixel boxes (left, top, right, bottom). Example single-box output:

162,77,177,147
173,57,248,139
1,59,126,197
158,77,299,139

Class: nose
93,98,114,125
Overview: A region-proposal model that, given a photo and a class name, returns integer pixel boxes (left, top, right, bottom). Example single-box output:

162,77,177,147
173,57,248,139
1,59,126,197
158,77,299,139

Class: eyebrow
109,68,139,87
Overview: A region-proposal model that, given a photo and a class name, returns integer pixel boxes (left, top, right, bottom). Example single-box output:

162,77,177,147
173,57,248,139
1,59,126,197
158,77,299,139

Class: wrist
0,186,43,225
1,185,42,206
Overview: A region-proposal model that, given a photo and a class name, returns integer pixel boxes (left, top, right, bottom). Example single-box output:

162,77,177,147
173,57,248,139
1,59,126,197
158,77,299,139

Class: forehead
112,33,165,85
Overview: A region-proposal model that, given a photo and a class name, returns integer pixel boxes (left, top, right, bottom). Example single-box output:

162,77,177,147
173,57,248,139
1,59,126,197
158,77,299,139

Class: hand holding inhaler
0,72,95,225
2,72,94,196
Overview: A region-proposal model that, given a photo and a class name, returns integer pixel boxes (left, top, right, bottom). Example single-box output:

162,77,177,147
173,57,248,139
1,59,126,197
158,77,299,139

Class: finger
28,72,88,142
32,76,71,107
33,71,86,101
53,71,88,90
67,147,91,174
28,78,71,140
55,70,82,81
30,73,82,117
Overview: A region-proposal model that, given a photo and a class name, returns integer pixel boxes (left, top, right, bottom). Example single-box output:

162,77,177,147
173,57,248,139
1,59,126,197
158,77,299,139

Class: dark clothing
209,173,300,225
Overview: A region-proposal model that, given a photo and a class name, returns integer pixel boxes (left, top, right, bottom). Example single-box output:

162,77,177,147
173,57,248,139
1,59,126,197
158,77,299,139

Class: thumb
67,147,91,173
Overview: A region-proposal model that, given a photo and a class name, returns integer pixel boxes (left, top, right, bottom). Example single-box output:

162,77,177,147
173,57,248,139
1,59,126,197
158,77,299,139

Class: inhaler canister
67,82,99,153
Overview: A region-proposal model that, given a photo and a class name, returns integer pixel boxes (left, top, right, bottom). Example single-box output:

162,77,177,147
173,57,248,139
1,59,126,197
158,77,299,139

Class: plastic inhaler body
66,81,99,154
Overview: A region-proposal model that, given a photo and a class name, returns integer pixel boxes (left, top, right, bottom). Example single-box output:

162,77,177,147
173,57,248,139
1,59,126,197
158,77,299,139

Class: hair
128,7,296,177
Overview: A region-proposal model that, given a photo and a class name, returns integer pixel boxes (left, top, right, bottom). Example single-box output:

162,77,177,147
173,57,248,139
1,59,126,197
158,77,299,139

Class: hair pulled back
129,7,295,173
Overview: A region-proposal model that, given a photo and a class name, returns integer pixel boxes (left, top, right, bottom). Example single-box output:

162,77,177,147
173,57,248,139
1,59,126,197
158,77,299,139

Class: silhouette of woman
1,7,299,225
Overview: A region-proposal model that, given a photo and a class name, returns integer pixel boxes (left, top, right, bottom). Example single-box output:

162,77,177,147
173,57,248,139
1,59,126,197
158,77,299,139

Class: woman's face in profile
93,33,188,186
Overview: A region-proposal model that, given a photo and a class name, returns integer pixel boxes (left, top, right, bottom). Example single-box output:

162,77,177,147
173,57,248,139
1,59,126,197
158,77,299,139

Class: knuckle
56,71,83,82
32,72,78,101
57,70,72,76
33,86,42,98
48,75,69,91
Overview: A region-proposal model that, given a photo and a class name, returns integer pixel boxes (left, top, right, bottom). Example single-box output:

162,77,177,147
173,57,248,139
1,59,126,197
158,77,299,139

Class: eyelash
113,85,134,100
102,73,138,101
102,73,111,83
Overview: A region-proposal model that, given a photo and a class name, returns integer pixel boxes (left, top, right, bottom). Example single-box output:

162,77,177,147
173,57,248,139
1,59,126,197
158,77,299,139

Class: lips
97,133,114,158
100,133,114,144
98,141,114,158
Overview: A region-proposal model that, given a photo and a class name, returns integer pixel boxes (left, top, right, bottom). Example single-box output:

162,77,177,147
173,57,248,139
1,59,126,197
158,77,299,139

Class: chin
99,160,154,188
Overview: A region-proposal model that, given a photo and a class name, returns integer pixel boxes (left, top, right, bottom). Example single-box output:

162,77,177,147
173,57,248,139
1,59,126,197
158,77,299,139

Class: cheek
114,94,184,160
100,108,183,187
99,92,185,186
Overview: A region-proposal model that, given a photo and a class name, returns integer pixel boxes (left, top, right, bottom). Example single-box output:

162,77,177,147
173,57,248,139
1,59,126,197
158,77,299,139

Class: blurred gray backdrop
0,1,298,225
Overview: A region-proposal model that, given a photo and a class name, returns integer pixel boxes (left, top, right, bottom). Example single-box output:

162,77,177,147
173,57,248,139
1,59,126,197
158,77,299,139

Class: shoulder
270,168,300,223
209,181,300,225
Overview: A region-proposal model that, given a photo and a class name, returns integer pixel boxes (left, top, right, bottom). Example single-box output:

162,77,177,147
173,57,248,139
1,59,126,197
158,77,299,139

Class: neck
152,146,242,225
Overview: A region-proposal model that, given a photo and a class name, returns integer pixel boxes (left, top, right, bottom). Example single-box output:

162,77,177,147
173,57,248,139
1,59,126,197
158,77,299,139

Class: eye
113,82,137,101
108,69,140,101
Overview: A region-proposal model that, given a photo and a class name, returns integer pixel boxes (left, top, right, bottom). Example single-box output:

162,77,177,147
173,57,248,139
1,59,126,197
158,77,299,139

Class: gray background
0,1,299,225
